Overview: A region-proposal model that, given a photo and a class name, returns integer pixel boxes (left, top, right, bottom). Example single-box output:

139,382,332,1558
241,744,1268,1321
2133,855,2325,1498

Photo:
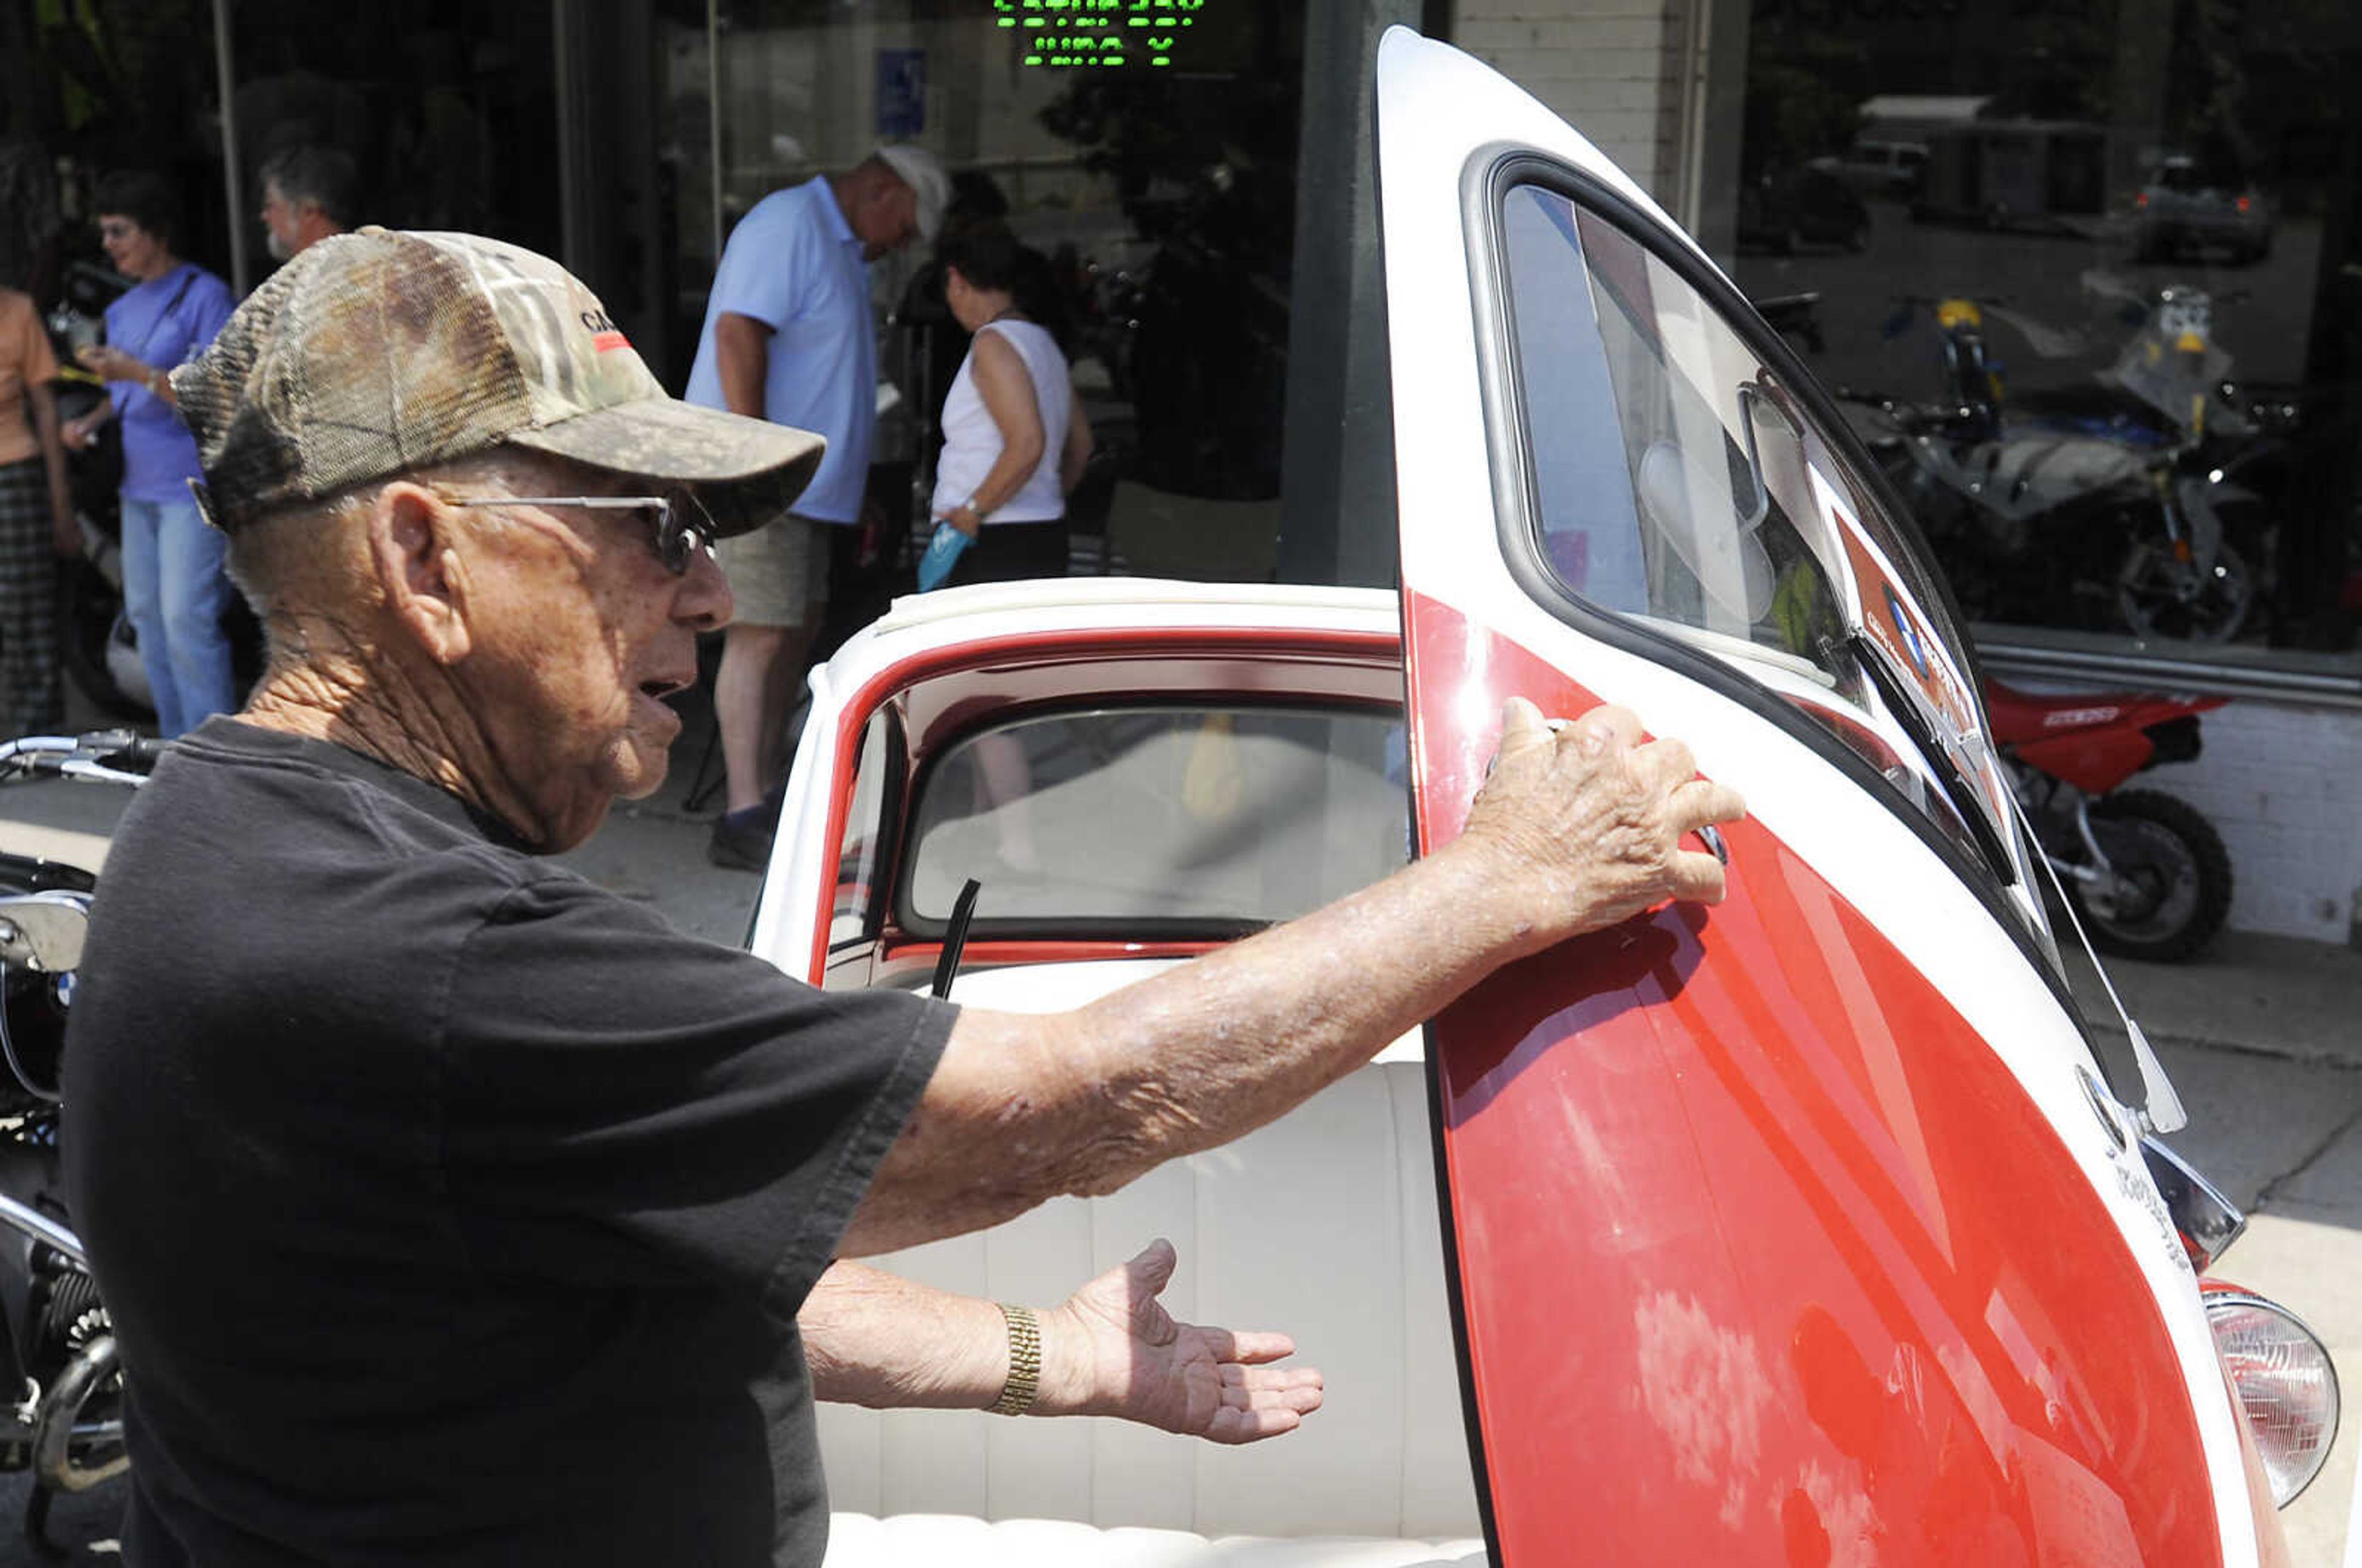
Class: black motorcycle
0,730,158,1545
1841,291,2255,642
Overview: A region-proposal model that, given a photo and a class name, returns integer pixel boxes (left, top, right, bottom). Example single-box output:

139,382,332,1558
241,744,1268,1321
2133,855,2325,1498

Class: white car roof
816,576,1402,691
755,578,1405,976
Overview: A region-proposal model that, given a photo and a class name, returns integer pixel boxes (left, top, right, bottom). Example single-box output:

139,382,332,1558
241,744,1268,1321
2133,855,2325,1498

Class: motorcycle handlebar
0,730,162,784
88,731,166,768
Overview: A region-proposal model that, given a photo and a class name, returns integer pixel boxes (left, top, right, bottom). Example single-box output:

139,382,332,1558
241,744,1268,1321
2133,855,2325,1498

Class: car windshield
901,704,1409,933
1497,181,2016,877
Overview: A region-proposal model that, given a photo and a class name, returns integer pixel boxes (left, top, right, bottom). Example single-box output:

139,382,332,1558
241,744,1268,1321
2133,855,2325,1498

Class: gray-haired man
258,143,358,261
686,146,951,871
62,228,1740,1566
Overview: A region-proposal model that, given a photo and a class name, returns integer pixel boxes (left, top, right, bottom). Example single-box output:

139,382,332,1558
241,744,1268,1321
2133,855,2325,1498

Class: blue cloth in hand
916,521,972,592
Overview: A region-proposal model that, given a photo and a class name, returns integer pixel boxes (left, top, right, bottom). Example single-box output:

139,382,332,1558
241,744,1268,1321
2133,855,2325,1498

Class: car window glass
1498,181,2004,872
1505,186,1851,682
902,706,1406,931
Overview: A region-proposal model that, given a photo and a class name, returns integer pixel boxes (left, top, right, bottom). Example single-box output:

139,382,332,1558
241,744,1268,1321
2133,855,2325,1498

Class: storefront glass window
5,4,234,304
686,0,1305,578
1733,0,2362,677
231,2,563,268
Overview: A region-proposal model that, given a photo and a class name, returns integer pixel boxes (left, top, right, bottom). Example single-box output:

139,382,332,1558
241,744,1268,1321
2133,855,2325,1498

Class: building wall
1450,0,1693,205
2136,701,2362,947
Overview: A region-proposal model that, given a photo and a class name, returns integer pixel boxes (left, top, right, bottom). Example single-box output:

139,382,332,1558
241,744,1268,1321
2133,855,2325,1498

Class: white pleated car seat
817,968,1486,1568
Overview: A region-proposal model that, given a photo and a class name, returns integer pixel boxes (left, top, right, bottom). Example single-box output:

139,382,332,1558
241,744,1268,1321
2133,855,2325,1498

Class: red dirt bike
1985,677,2233,961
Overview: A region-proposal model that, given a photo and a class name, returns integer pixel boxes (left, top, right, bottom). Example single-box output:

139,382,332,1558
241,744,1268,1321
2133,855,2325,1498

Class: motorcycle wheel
2065,789,2233,963
59,562,151,719
2116,537,2251,643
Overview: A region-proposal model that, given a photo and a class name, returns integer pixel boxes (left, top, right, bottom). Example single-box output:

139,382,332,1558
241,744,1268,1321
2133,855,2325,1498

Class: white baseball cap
873,145,950,243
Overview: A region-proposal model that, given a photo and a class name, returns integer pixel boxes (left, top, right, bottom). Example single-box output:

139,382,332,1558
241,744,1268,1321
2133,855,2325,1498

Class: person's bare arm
76,344,175,408
712,311,773,422
801,1241,1321,1444
1059,384,1094,496
937,332,1045,536
843,699,1744,1255
58,392,114,453
26,384,76,557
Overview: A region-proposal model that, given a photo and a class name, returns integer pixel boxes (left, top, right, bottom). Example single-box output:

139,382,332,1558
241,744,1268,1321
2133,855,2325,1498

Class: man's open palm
1048,1238,1324,1444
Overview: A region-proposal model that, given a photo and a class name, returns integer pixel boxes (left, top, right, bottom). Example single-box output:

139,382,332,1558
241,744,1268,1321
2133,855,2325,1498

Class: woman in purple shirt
61,171,238,737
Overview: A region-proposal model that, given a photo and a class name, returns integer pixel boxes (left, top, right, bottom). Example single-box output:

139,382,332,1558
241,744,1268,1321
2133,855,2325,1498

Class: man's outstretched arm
800,1240,1322,1445
847,698,1746,1254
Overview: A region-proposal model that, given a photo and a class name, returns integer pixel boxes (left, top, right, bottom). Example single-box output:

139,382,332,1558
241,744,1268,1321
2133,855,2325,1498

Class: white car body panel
1374,26,2256,1559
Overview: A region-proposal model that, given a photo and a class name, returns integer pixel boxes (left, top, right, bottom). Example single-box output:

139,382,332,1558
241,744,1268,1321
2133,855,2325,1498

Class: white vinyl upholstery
817,1053,1485,1567
823,1514,1487,1568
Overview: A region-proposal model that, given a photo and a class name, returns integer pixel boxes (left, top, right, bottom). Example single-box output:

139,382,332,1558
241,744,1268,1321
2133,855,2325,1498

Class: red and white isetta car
747,31,2338,1568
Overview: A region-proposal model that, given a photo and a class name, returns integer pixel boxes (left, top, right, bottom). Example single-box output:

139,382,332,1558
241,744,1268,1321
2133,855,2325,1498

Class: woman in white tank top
929,225,1094,587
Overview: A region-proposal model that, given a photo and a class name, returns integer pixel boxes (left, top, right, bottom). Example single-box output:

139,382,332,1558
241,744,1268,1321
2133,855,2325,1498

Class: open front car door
1377,28,2282,1566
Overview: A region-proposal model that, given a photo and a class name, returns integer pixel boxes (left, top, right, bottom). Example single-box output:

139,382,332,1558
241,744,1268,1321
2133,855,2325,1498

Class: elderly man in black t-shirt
59,229,1743,1567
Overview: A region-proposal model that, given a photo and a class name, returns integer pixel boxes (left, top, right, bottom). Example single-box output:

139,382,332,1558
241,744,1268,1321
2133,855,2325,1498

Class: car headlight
2204,1290,2340,1506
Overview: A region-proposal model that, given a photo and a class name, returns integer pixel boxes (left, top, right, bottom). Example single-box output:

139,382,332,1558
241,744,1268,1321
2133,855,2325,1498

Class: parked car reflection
2134,154,2275,264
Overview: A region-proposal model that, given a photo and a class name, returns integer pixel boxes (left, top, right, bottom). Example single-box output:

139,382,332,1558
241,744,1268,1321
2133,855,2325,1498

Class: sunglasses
445,490,720,576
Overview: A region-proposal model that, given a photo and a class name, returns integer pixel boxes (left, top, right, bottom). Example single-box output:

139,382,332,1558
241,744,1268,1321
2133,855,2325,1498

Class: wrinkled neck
237,612,553,847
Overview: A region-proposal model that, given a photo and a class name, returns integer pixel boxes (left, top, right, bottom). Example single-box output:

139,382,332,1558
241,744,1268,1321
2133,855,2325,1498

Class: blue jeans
119,495,237,738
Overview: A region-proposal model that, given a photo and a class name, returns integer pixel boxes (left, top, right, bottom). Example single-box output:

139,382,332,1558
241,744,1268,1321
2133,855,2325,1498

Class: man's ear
368,483,472,666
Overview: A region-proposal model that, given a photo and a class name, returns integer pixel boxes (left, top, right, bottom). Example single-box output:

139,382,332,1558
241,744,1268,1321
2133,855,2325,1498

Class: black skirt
944,517,1070,589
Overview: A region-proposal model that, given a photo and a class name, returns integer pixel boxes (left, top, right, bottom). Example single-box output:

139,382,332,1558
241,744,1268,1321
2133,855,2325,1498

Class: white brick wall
1451,0,1689,200
2128,701,2362,945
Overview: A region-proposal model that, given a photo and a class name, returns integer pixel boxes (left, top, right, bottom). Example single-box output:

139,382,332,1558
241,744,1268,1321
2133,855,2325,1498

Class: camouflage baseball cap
170,228,823,535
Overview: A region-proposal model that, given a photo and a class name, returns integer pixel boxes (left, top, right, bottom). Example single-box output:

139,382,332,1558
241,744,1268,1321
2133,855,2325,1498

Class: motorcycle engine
0,968,68,1113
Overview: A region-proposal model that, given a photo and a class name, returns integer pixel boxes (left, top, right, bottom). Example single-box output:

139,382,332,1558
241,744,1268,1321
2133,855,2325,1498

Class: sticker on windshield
1805,468,1977,735
1802,464,2021,858
1885,583,1931,678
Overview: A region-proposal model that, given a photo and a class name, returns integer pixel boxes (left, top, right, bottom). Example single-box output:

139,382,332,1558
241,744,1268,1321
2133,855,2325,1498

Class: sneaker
707,806,776,872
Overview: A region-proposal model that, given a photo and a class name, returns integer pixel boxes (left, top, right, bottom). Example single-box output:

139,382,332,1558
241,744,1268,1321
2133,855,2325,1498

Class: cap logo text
580,309,629,353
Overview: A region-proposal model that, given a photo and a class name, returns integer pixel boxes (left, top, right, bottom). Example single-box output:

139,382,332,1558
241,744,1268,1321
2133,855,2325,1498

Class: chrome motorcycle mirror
0,893,92,974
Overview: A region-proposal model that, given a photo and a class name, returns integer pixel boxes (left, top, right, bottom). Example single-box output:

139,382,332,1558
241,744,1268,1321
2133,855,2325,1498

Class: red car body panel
1405,589,2224,1564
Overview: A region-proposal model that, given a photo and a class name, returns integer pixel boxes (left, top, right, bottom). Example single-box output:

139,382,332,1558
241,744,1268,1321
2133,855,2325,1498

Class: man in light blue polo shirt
686,145,947,870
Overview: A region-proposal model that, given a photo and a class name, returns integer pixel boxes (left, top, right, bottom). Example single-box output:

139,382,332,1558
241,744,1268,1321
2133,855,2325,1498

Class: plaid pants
0,458,61,735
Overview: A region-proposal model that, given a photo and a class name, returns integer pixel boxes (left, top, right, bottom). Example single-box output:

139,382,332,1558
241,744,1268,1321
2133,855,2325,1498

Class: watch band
990,1302,1041,1415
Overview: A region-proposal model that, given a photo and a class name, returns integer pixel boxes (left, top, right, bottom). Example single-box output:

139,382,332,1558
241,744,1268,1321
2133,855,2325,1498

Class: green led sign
995,0,1209,70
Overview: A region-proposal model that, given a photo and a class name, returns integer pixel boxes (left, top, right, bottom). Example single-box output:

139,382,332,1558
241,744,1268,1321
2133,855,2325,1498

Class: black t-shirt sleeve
439,869,953,1321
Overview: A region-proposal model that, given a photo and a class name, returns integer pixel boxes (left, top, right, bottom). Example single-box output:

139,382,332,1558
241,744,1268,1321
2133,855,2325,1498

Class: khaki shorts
715,512,828,628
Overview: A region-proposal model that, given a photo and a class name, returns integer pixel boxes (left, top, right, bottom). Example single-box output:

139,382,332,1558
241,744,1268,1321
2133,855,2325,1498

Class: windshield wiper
1845,631,2018,886
931,878,984,1000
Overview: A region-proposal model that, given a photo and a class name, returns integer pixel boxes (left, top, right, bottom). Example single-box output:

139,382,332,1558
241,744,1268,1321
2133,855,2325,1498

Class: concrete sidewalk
0,712,2352,1563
